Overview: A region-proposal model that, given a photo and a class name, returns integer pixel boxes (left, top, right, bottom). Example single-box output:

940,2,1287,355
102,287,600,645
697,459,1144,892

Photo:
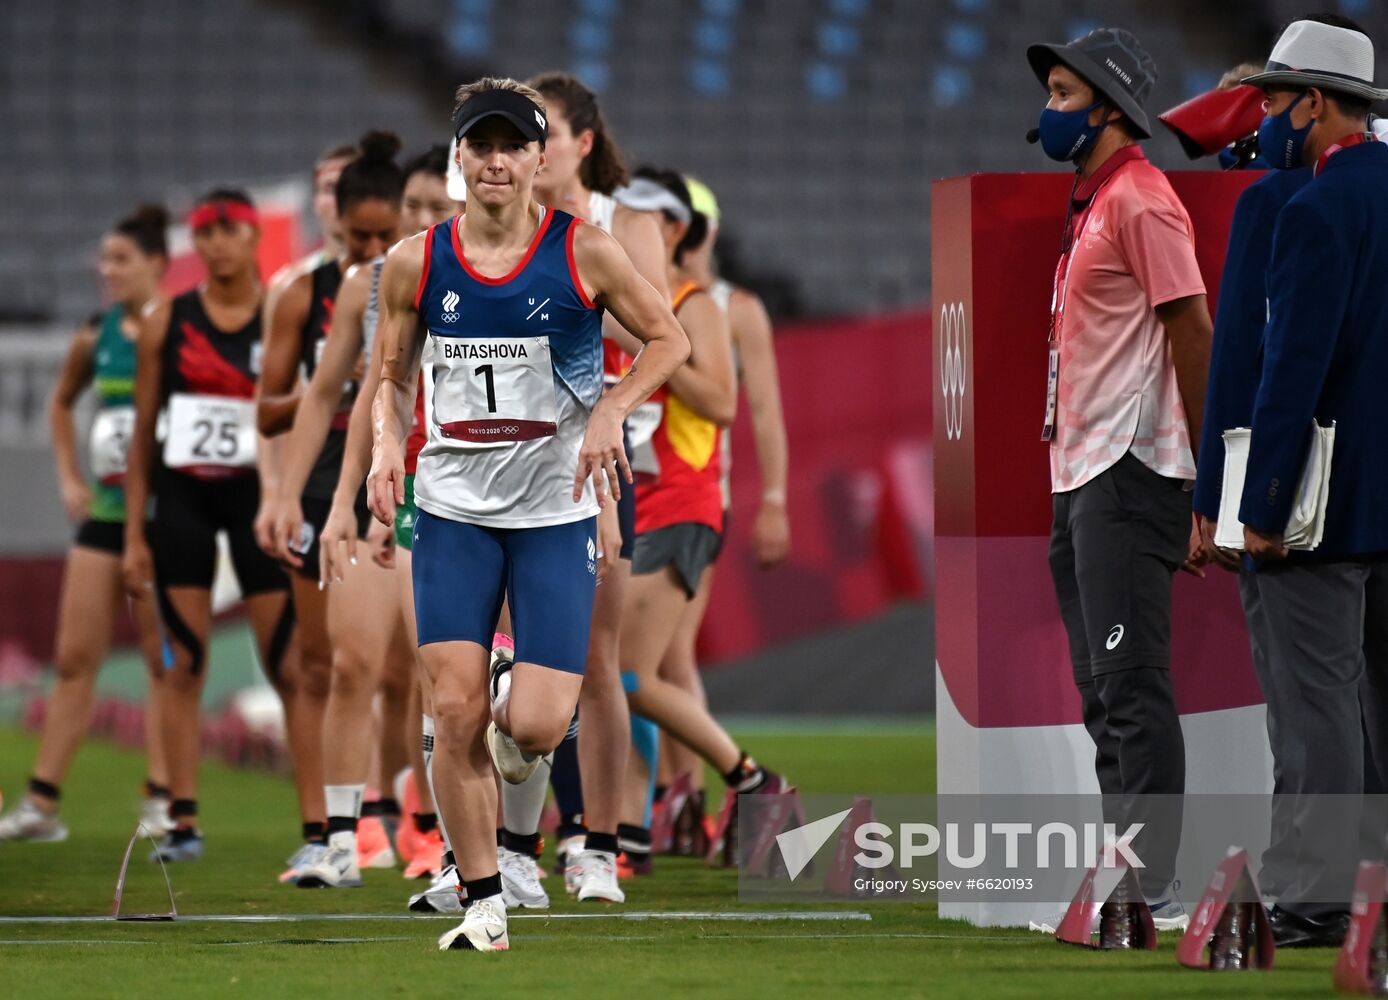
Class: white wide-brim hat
1244,19,1388,103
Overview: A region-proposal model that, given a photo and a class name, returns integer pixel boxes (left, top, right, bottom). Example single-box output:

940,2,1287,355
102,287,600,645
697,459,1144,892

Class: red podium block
1177,847,1274,971
1335,862,1388,994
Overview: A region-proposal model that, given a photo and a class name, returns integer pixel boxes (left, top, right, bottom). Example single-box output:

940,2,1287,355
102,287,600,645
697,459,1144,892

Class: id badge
1041,347,1059,442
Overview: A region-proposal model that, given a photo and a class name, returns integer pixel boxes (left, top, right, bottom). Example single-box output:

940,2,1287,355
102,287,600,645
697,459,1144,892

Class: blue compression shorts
411,508,598,674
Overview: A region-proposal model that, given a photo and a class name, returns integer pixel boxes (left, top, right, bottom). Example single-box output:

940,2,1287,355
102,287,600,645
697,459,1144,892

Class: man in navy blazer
1238,13,1388,949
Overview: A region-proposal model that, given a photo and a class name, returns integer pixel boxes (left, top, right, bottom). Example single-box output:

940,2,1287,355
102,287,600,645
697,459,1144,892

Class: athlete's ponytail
403,144,451,181
336,130,405,215
529,72,630,195
114,203,170,259
633,166,707,265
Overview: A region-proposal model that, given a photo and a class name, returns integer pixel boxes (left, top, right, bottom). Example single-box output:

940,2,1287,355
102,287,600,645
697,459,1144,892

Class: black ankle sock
377,797,401,818
361,801,384,819
443,850,456,870
586,831,619,855
28,777,60,802
302,821,327,844
723,753,765,791
557,816,588,842
617,823,651,858
144,780,171,800
464,873,502,902
327,816,358,837
414,812,438,834
501,828,541,858
170,799,198,824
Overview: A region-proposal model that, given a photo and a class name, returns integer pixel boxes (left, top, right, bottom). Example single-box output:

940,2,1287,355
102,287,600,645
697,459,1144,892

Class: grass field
0,723,1348,998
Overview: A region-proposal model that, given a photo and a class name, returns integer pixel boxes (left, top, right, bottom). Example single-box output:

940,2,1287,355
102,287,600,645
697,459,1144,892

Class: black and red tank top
299,260,351,500
161,289,260,402
159,289,261,481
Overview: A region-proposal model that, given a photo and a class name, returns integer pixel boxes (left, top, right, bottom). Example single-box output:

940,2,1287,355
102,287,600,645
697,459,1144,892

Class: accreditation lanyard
1041,196,1094,442
1315,130,1376,177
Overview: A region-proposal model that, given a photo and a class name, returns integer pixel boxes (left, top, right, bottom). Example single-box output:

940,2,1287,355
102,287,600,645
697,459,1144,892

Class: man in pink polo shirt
1027,27,1213,924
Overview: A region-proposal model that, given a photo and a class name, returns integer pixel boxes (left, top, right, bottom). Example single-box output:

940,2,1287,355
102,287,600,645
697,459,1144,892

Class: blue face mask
1258,92,1311,170
1037,102,1105,163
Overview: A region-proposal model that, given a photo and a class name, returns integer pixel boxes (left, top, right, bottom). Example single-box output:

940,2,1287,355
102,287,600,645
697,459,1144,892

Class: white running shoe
438,895,509,952
278,842,328,884
409,863,465,913
138,797,175,836
0,798,69,843
498,845,549,909
295,841,363,888
559,834,585,895
485,722,541,785
573,849,625,903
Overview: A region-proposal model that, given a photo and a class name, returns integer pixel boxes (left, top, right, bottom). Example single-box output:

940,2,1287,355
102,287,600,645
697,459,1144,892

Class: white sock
424,736,452,854
500,753,554,838
325,783,365,848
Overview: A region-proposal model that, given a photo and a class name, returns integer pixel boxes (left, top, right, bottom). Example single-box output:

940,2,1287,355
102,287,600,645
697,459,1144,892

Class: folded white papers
1215,422,1335,552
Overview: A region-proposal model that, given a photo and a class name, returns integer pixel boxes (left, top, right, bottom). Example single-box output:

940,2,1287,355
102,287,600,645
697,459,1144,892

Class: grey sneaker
1148,895,1190,931
149,831,204,863
0,798,69,843
498,845,549,909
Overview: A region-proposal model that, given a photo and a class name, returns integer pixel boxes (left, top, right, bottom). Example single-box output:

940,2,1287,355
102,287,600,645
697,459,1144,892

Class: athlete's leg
26,546,121,814
145,472,221,850
411,511,507,891
378,612,414,798
156,585,213,828
130,568,171,794
578,559,632,836
620,566,741,772
656,565,715,794
285,575,331,828
321,556,398,810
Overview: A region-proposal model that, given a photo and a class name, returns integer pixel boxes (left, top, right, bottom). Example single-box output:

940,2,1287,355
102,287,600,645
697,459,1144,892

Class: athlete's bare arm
570,223,690,501
366,233,428,525
276,264,368,504
665,291,737,427
603,206,668,357
48,321,98,523
320,277,414,583
255,270,313,436
121,299,171,594
729,286,791,566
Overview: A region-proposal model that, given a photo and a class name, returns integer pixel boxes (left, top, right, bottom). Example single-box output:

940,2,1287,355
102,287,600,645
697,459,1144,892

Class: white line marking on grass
0,910,872,925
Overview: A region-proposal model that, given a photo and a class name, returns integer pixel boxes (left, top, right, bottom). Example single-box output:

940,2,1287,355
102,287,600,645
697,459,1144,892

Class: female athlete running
368,77,688,952
0,206,174,843
471,70,674,905
257,131,408,887
122,190,298,862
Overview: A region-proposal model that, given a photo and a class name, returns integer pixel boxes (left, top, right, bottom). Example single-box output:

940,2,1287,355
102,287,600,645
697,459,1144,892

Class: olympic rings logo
938,301,968,442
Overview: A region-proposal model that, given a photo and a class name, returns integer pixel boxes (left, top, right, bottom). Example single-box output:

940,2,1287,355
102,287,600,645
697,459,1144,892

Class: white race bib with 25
90,406,135,485
162,393,257,471
429,336,558,449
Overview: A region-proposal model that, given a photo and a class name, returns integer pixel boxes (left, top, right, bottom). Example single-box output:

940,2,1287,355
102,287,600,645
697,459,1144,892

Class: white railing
0,328,80,448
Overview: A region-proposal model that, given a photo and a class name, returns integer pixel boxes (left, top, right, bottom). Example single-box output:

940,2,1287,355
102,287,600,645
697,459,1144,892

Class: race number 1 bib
90,406,134,485
162,393,257,471
431,336,558,448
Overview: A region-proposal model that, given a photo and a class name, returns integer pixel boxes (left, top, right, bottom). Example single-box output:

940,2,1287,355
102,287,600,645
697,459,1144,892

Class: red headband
187,201,259,230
